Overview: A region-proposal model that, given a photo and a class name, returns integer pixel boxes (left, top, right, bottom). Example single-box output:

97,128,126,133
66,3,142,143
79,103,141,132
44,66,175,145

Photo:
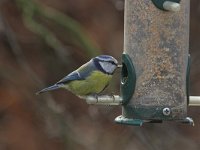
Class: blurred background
0,0,200,150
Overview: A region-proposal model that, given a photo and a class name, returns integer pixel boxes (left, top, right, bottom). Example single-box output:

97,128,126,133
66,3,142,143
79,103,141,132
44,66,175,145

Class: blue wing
56,71,82,84
56,60,97,84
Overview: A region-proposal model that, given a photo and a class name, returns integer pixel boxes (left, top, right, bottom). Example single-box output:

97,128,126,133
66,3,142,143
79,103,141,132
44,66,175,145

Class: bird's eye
111,61,117,66
107,60,117,65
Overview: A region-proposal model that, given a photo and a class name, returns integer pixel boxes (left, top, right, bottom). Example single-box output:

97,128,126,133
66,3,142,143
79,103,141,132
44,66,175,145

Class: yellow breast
66,71,112,96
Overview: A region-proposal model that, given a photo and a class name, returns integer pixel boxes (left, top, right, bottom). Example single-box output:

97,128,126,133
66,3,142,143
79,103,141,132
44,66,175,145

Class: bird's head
92,55,119,75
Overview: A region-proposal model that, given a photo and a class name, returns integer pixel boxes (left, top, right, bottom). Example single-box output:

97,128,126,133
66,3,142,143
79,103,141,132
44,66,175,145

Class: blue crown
95,55,118,64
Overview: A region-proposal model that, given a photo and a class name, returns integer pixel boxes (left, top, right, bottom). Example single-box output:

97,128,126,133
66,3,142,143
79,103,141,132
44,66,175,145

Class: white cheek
99,62,116,74
108,65,117,73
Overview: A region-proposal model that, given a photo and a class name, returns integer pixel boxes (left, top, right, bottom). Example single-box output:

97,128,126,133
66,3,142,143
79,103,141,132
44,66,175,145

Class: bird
36,55,120,97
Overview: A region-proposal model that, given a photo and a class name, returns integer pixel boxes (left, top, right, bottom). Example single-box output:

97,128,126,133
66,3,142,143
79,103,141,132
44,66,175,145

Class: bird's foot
89,93,99,102
95,94,99,102
108,92,115,102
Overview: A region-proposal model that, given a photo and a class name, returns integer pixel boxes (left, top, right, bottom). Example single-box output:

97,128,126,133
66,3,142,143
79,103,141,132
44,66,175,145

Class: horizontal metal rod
81,95,200,106
80,95,123,105
189,96,200,106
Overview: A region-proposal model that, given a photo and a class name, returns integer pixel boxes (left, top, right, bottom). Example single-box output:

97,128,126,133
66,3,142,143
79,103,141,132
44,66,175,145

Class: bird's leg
94,94,99,102
109,92,115,102
89,93,99,102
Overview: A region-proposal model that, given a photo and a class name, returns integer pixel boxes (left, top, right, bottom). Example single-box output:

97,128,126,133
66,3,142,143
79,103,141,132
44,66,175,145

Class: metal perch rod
81,95,123,105
189,96,200,106
82,95,200,106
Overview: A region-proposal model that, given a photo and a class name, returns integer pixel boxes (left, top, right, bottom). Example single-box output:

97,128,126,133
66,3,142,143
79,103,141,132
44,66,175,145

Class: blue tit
36,55,119,96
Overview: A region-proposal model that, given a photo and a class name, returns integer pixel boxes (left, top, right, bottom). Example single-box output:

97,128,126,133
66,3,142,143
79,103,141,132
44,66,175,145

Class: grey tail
36,84,60,95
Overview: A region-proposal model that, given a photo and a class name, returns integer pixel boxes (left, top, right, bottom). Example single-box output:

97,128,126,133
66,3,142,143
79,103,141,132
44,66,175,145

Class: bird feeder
84,0,199,126
115,0,193,126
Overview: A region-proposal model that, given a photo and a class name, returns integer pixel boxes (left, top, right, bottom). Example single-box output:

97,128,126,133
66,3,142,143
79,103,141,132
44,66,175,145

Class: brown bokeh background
0,0,200,150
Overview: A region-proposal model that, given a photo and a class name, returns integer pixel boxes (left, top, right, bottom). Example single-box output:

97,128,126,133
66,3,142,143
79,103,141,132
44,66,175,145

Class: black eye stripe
111,61,117,65
99,60,117,65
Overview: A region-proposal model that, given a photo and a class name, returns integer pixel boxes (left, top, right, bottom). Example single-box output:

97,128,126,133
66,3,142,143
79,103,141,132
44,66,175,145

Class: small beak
117,64,122,68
